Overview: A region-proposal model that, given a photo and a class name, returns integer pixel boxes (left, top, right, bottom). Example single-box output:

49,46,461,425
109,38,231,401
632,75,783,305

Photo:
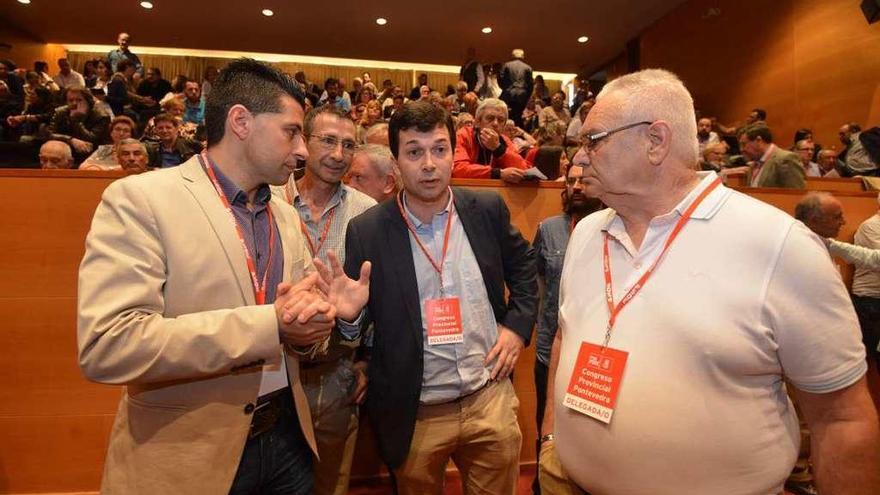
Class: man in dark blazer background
325,101,537,494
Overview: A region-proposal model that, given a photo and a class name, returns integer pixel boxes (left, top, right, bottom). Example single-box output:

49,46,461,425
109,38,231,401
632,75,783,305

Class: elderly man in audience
795,139,822,177
453,98,530,182
80,115,136,170
277,105,376,495
107,32,143,76
544,68,879,495
697,117,720,153
39,140,74,169
151,113,202,168
839,122,861,163
345,144,399,203
447,81,469,116
817,149,841,177
48,86,111,161
738,123,806,188
115,138,150,173
455,112,474,131
53,58,86,90
363,122,389,147
182,80,206,125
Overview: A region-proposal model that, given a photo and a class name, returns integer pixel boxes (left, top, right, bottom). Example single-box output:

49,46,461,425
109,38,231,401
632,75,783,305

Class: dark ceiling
2,0,688,74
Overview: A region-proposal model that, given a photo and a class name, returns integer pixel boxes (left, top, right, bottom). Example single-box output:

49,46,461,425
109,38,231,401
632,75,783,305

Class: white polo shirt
554,172,867,495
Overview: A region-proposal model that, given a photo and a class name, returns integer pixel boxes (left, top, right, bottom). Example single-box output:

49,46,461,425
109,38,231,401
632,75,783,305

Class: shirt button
244,403,255,414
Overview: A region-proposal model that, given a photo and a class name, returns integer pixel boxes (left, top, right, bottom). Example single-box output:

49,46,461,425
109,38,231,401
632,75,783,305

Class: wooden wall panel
1,170,877,493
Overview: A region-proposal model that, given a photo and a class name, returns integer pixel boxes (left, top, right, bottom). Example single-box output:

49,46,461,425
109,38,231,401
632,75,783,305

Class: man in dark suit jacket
739,123,806,189
500,49,534,129
324,101,537,494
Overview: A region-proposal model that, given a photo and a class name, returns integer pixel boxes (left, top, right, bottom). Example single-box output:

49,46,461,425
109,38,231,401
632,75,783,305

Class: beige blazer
77,156,317,494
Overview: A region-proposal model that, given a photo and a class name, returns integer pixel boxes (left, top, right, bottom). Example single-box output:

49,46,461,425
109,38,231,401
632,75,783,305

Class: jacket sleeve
340,219,373,338
77,178,281,385
828,239,880,269
453,129,529,179
494,194,538,343
47,108,71,143
777,155,806,188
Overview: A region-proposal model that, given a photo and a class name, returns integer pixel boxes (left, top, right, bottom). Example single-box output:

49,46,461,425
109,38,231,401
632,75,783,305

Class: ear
226,104,253,141
382,173,396,195
646,120,672,166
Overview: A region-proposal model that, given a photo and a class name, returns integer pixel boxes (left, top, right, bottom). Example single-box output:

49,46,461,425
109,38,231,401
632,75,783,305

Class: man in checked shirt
276,104,376,495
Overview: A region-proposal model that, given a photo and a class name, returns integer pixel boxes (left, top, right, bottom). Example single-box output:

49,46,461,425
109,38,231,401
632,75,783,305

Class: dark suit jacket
499,59,533,98
343,187,538,468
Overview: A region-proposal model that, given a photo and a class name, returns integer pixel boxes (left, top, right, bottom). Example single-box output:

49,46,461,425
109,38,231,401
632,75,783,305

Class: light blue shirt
403,192,498,404
183,98,205,125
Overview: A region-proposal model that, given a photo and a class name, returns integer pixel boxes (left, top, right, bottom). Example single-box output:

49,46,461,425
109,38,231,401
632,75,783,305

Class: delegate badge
563,342,629,424
425,297,463,345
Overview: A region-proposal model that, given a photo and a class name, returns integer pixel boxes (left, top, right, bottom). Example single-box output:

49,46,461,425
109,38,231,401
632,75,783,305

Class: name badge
563,342,628,424
425,297,463,345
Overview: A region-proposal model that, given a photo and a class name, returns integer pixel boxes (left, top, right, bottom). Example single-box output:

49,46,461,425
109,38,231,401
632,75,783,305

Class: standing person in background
500,49,533,128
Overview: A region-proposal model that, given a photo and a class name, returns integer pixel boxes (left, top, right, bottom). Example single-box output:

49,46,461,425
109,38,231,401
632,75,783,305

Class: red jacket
453,126,529,179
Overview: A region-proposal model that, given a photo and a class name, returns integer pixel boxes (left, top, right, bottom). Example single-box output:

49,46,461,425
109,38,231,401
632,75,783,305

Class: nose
572,145,591,167
291,134,309,164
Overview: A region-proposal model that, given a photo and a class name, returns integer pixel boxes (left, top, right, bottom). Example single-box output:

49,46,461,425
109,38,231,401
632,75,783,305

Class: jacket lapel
270,195,297,283
382,202,424,349
453,188,494,279
179,156,254,305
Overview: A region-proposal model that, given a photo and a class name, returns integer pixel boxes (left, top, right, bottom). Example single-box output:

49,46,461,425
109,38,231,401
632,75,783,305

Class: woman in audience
357,100,383,142
455,112,475,131
504,118,537,156
521,96,541,134
357,83,377,104
142,98,197,141
201,66,218,100
92,60,112,93
82,60,97,88
33,61,59,92
80,115,136,170
539,91,572,128
533,75,551,106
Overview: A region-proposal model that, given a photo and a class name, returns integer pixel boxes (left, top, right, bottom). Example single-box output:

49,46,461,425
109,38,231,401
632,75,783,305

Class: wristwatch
540,433,555,444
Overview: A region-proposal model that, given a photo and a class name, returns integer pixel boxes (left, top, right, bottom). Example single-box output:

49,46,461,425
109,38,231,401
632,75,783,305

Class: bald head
795,192,845,238
39,140,73,169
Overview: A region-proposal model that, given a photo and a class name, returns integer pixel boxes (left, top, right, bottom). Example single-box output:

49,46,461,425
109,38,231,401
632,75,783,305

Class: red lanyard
601,177,721,347
284,184,337,257
200,152,276,305
396,188,455,292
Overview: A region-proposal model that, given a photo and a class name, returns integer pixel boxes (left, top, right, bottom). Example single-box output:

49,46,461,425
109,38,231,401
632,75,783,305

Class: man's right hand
480,128,501,151
274,274,336,346
70,138,93,154
500,168,525,183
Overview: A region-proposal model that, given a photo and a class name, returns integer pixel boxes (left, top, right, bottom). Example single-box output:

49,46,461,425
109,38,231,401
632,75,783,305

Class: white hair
475,98,508,122
598,68,699,164
117,138,147,152
40,140,73,160
512,48,525,59
354,144,401,188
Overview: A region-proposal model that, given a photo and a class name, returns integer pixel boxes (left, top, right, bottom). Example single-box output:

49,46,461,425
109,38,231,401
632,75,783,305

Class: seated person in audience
699,142,729,171
697,117,720,153
818,149,841,177
200,65,218,99
357,100,383,141
53,58,86,90
381,85,405,115
159,74,188,105
92,60,112,93
739,123,805,188
6,86,54,141
453,97,530,182
844,128,880,177
143,98,198,141
447,81,469,115
417,85,431,101
107,60,153,118
80,115,136,170
349,76,364,103
408,72,429,100
151,112,202,168
182,81,205,125
47,86,110,160
565,100,594,147
351,102,365,123
795,139,822,177
0,60,24,113
115,137,150,173
520,96,540,134
364,122,389,147
525,121,569,178
839,122,861,163
383,93,405,119
107,32,144,76
320,78,351,113
455,112,474,131
33,61,60,92
294,70,322,106
39,140,74,169
503,118,536,155
357,82,377,105
136,67,172,118
377,79,394,105
463,91,479,116
539,91,572,129
344,143,399,203
82,59,97,88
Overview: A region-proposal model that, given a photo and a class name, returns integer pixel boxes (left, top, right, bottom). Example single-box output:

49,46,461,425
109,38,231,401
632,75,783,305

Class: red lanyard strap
200,152,275,305
602,177,721,347
396,189,454,291
284,183,337,257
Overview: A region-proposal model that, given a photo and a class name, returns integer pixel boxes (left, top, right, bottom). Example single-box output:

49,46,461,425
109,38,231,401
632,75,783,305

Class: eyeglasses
580,121,653,154
566,177,589,186
309,134,358,155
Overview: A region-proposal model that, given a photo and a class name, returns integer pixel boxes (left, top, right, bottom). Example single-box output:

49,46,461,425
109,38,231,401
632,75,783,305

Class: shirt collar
209,157,271,209
602,171,731,236
759,143,777,164
401,188,454,229
292,182,348,218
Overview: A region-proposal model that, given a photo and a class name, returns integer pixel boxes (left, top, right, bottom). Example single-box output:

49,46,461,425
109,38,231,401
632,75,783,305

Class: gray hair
475,98,508,122
455,81,468,91
364,122,389,143
794,192,834,223
598,68,699,165
512,48,525,59
354,144,401,188
117,138,147,152
40,140,72,160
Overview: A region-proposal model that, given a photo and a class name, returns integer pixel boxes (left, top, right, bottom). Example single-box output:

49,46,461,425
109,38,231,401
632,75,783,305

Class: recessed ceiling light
262,9,274,16
140,1,153,8
17,0,31,4
482,27,492,34
376,17,387,25
578,36,589,43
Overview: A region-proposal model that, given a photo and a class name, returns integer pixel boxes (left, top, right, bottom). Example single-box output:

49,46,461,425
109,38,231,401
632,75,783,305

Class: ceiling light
140,1,153,8
262,9,274,16
578,36,589,43
482,27,492,34
376,17,387,25
17,0,31,4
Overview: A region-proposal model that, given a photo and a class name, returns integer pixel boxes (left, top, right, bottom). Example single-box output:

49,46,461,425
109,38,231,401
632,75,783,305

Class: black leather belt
249,388,290,439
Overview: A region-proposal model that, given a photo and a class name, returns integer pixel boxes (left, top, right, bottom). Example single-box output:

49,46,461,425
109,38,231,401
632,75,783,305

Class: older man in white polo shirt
540,69,879,495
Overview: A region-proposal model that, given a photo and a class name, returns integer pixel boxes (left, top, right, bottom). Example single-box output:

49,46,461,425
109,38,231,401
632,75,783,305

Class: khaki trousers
301,357,359,495
538,440,586,495
393,378,523,495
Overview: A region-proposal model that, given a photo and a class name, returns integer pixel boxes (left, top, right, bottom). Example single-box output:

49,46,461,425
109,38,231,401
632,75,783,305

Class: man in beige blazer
77,59,349,494
739,123,806,189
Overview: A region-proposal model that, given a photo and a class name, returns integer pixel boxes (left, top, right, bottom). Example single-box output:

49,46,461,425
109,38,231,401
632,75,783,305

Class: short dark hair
304,105,355,136
63,86,95,109
204,58,305,146
738,123,773,143
388,101,455,159
153,113,179,127
116,60,132,73
324,77,338,89
752,108,767,121
111,115,137,132
34,61,49,72
848,122,862,133
148,67,161,77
